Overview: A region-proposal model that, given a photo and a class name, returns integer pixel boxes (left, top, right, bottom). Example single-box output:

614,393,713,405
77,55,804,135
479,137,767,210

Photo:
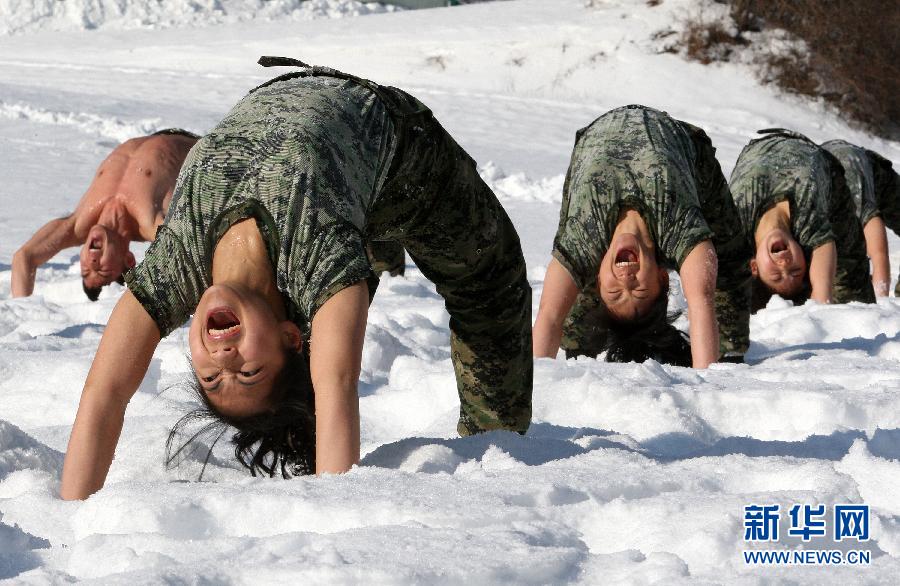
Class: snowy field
2,0,900,582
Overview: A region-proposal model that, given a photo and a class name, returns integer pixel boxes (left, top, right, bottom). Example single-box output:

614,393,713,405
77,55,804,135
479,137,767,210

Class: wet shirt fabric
554,105,752,361
552,105,714,288
729,129,873,304
821,139,879,226
730,130,836,253
126,75,396,337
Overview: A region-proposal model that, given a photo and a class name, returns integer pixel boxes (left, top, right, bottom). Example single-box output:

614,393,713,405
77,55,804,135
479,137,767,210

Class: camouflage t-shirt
729,129,834,253
552,105,714,291
126,75,396,336
821,139,879,226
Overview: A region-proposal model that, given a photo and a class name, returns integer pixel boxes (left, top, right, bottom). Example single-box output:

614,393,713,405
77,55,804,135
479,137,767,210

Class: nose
210,345,240,369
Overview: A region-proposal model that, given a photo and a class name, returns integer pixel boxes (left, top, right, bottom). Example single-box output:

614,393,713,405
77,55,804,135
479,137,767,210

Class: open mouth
769,238,788,257
206,307,241,339
614,248,639,268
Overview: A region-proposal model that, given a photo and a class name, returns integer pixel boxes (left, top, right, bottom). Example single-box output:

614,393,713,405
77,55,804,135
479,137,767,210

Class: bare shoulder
141,132,199,156
131,133,198,173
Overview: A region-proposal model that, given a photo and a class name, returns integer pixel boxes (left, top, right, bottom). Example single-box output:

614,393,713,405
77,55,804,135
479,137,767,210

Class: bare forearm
310,283,368,476
12,217,79,297
532,312,564,358
60,393,127,500
312,376,361,474
863,218,890,297
533,259,578,358
59,292,160,499
687,301,718,369
11,249,36,297
809,242,836,303
680,241,718,368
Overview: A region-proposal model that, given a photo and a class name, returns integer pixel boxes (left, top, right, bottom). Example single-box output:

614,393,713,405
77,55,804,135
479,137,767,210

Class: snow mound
0,515,49,580
0,0,399,36
0,420,63,481
479,162,564,204
0,100,162,143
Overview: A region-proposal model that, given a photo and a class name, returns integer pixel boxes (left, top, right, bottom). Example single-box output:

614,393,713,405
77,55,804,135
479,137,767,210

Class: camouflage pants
830,157,876,304
560,289,606,359
367,240,406,276
561,125,751,362
367,104,532,436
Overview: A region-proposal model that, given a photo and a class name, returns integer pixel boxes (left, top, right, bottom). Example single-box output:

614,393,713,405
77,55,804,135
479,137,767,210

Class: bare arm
60,291,160,500
533,258,579,358
680,240,718,369
863,217,890,297
12,216,81,297
310,282,368,475
809,241,837,304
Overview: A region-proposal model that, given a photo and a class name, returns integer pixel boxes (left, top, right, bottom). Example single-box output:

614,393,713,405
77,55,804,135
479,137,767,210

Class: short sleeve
124,226,206,337
668,206,714,268
792,175,834,252
284,222,374,325
552,223,598,292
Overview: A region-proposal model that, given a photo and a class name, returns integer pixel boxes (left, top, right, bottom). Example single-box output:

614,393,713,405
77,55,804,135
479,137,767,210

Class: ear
280,320,303,352
749,258,759,277
124,250,136,269
658,267,669,288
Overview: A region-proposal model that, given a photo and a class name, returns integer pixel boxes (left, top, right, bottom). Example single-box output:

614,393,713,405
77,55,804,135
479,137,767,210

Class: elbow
12,247,31,270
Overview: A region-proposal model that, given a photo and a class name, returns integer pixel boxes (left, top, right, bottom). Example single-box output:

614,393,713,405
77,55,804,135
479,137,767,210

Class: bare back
72,134,198,241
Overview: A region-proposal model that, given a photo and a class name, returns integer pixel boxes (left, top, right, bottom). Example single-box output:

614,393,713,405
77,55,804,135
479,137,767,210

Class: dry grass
682,16,746,64
681,0,900,139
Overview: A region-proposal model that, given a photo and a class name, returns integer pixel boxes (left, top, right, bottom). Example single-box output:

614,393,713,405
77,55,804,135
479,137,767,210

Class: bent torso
72,134,198,241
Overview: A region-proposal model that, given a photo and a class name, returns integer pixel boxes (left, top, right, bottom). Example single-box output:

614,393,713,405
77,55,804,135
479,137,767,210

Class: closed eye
197,371,222,392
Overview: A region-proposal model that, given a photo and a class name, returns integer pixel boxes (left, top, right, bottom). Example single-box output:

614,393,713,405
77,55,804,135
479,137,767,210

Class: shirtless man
11,129,199,300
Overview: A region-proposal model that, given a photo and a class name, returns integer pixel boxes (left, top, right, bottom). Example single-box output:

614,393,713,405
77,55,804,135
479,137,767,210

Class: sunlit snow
1,0,899,582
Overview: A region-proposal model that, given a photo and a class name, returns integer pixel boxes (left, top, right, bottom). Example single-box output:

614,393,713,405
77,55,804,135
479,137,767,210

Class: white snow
1,0,899,582
0,0,399,36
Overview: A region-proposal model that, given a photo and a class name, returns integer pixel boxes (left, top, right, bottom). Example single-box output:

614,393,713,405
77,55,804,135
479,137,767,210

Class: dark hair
82,274,126,302
601,279,692,367
750,274,812,313
166,348,316,479
82,281,101,301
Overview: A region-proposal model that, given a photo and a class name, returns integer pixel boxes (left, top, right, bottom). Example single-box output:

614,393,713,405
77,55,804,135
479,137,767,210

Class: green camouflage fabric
126,63,532,436
729,129,874,304
869,150,900,235
560,289,607,359
867,150,900,297
367,240,406,276
821,140,880,226
555,105,751,361
822,141,900,296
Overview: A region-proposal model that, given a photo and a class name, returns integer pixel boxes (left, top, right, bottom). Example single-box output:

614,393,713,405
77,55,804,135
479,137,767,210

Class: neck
211,219,285,319
97,200,137,239
612,207,655,250
755,200,791,247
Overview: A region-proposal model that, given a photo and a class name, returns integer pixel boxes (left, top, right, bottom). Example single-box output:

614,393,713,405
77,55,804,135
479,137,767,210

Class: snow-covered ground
1,0,899,582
